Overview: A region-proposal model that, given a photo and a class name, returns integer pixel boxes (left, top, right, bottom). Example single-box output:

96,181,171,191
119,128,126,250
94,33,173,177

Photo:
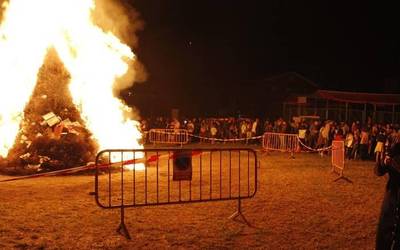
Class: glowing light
0,0,143,158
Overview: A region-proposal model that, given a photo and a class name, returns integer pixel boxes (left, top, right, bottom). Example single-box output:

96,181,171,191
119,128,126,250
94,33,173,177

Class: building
284,89,400,123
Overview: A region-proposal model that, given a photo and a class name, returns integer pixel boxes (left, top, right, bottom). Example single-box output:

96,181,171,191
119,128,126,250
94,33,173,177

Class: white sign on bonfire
0,0,143,167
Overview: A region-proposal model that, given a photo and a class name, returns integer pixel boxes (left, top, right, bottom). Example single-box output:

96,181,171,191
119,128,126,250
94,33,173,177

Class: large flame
0,0,142,157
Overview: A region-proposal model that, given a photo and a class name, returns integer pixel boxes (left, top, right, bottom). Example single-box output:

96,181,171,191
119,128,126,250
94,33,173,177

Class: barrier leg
117,206,131,239
333,174,353,183
333,168,353,183
229,198,251,226
289,150,295,159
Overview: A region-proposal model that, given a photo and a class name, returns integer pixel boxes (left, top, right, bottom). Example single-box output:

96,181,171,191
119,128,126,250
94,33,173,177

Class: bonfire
0,0,144,173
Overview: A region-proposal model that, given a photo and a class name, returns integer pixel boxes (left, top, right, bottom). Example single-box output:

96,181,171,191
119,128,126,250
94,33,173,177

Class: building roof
313,90,400,105
261,72,319,94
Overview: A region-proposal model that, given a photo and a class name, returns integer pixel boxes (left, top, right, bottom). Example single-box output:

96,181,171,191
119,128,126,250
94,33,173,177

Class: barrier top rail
149,128,189,134
262,132,297,136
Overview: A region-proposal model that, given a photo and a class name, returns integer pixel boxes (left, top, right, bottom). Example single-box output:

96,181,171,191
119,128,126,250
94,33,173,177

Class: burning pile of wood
0,51,98,174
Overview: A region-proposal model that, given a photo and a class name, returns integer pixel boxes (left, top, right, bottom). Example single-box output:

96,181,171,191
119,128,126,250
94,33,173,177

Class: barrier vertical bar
200,152,202,200
133,151,136,205
189,165,192,201
248,150,250,197
168,151,170,203
189,150,192,201
239,150,241,198
117,152,131,239
145,151,148,204
108,152,111,207
220,150,222,199
156,151,159,203
179,180,182,202
229,150,232,199
210,151,212,199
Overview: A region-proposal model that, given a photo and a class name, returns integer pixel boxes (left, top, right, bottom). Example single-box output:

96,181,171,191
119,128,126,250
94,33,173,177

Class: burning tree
0,0,144,173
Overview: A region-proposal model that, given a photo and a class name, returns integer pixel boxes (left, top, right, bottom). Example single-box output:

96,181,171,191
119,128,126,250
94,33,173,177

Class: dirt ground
0,150,386,249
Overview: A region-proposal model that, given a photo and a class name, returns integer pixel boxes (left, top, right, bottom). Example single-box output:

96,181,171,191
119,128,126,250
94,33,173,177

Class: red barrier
331,140,351,182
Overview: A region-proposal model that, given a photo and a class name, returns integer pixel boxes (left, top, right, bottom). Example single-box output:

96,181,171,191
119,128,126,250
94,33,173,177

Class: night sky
126,0,399,116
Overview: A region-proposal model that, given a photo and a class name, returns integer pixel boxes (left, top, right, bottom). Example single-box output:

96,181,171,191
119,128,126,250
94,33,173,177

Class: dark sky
127,0,399,116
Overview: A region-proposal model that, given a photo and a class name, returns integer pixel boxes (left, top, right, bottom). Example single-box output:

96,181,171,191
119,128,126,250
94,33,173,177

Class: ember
0,0,144,173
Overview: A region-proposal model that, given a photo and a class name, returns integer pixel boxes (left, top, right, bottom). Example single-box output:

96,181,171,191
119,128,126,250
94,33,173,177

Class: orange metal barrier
262,132,299,153
149,129,189,146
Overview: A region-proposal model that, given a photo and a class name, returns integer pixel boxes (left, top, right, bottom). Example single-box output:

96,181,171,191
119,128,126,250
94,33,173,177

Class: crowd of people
140,117,263,144
140,115,400,248
140,116,400,161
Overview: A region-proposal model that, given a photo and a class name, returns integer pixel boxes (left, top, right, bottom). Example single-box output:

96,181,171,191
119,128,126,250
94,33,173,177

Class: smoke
2,0,147,90
92,0,148,92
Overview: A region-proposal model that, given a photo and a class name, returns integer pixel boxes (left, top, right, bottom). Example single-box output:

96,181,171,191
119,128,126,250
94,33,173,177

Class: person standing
375,140,400,249
186,119,195,143
298,122,307,148
210,123,218,144
251,118,259,144
360,127,369,160
375,129,387,162
345,132,354,159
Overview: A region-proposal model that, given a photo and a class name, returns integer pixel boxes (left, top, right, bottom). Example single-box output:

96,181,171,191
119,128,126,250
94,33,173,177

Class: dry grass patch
0,151,386,249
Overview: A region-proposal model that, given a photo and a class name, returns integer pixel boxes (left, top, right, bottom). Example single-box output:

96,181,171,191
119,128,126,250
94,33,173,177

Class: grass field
0,150,387,249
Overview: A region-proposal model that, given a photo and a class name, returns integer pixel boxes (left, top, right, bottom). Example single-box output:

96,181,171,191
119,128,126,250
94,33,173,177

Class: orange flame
0,0,143,158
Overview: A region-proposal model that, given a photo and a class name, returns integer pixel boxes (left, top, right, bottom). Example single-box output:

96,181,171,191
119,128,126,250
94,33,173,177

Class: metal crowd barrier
149,129,189,146
262,132,300,154
94,148,258,239
331,140,351,182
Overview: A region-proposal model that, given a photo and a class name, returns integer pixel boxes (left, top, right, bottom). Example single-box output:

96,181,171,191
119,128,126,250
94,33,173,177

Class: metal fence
262,132,299,154
331,140,351,182
148,129,189,146
94,148,258,239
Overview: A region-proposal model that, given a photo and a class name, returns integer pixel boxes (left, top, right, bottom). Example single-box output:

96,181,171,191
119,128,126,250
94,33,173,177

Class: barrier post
117,206,130,239
229,197,250,226
290,150,295,159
